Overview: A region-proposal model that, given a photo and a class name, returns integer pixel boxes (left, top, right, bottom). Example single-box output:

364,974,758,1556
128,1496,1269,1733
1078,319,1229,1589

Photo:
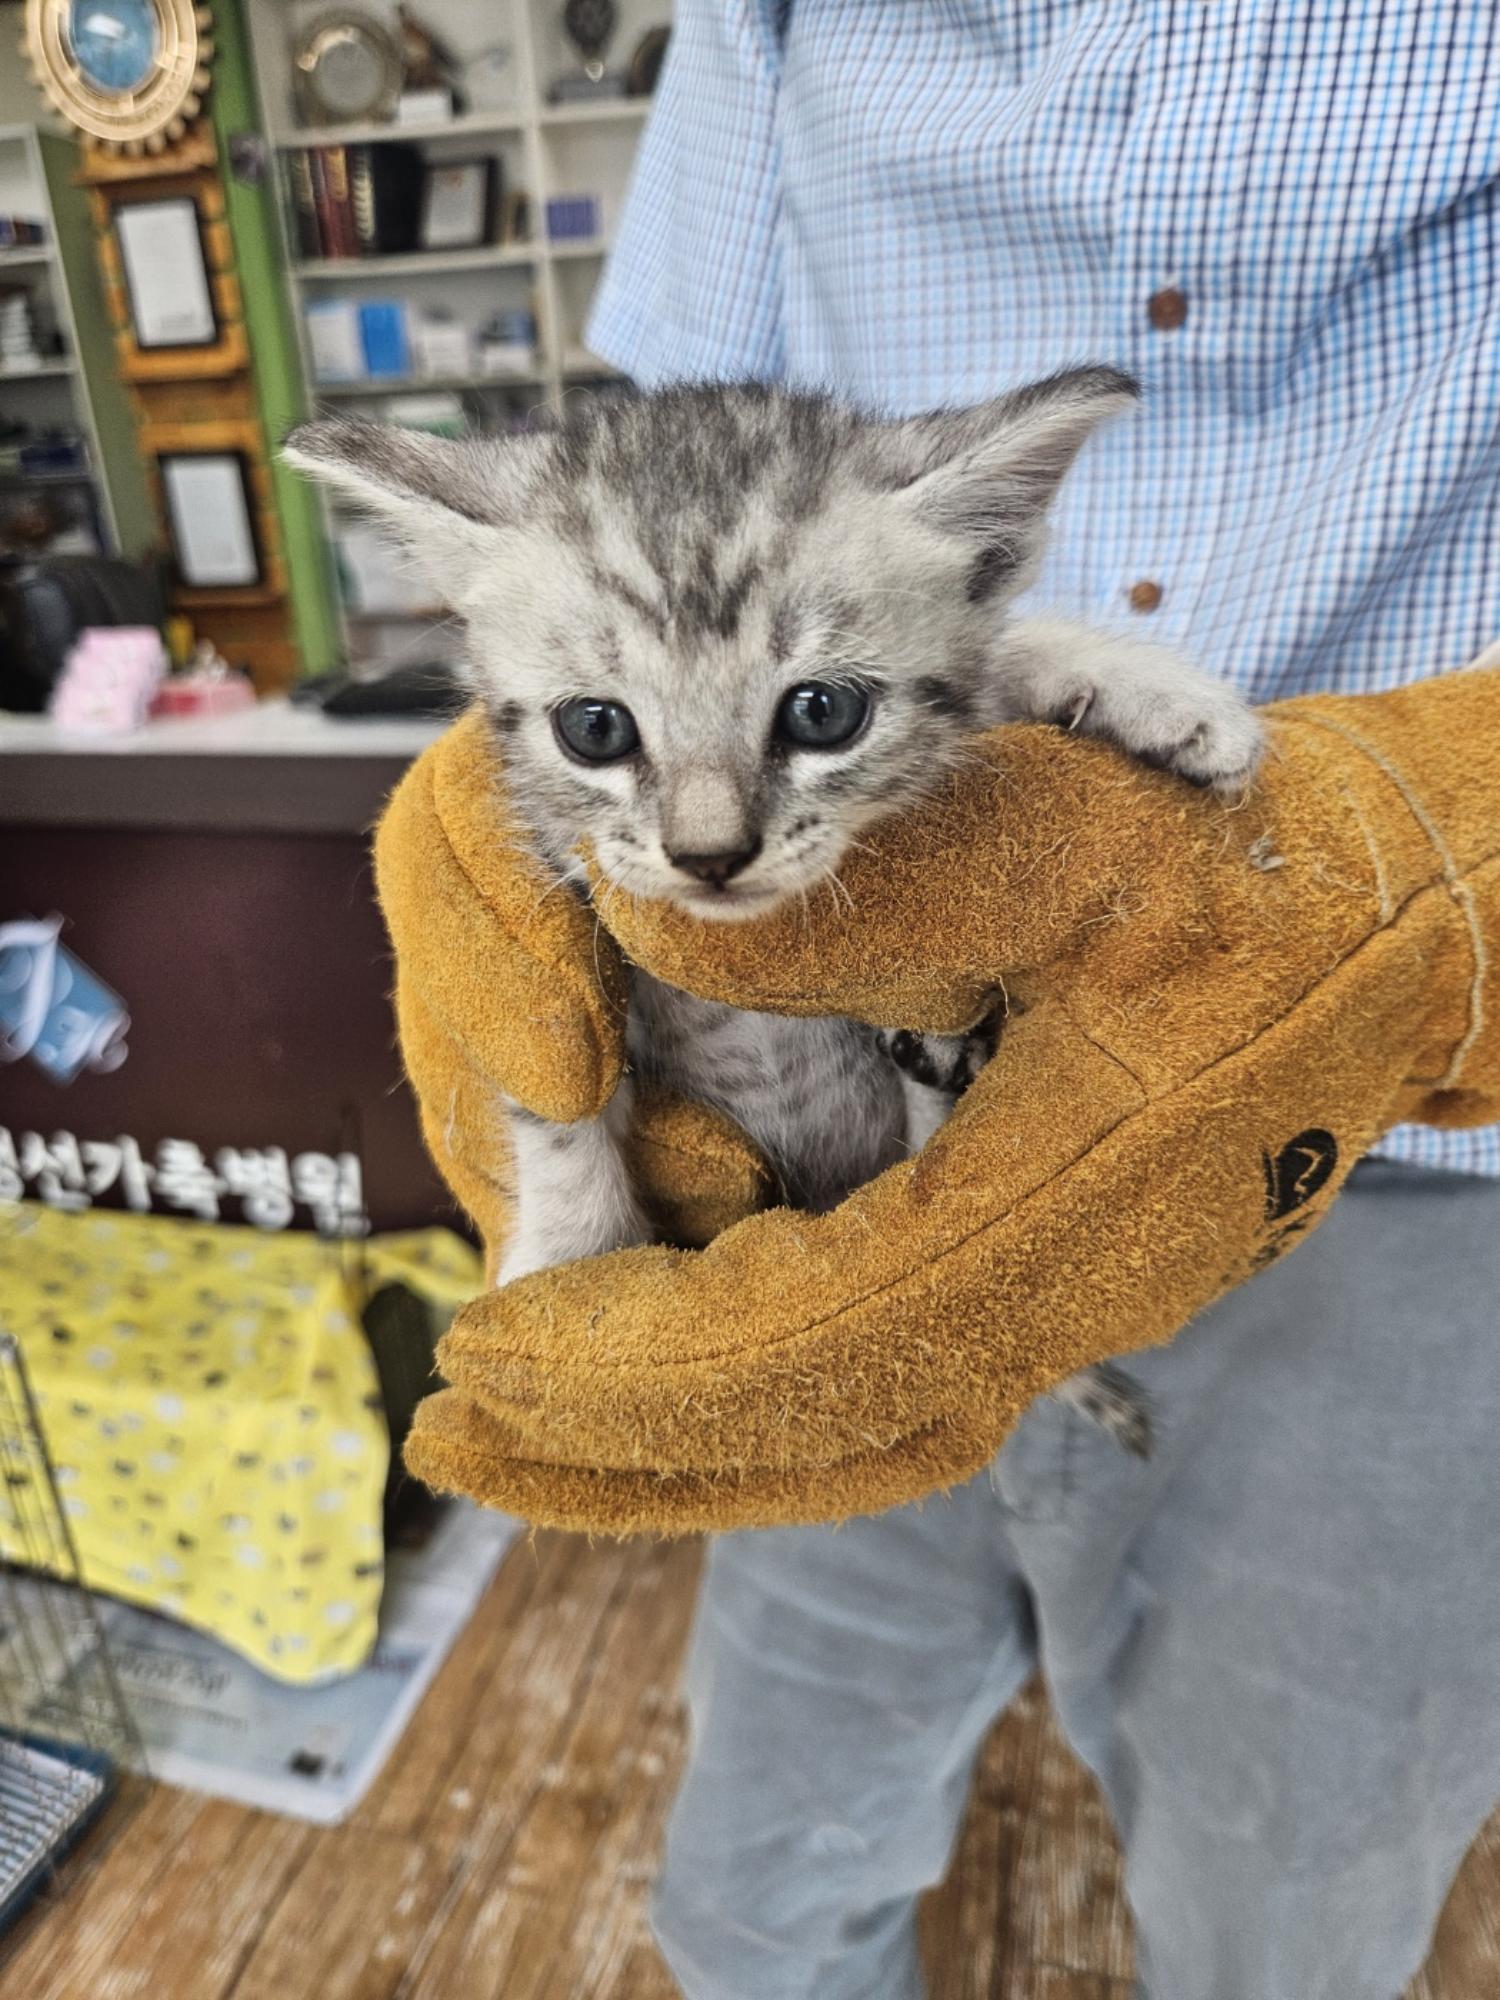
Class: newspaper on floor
2,1499,521,1824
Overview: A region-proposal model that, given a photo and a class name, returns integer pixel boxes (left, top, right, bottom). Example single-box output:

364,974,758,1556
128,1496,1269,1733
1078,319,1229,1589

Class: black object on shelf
293,657,466,719
627,25,669,95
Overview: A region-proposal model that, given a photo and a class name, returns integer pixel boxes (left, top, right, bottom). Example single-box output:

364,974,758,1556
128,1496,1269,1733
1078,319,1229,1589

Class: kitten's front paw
1062,660,1264,794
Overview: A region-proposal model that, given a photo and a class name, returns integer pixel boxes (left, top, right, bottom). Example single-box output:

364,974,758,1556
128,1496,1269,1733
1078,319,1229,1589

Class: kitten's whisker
820,866,857,917
530,870,578,914
585,875,630,995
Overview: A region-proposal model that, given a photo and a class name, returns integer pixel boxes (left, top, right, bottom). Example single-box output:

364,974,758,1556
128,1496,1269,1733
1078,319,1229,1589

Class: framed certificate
420,159,496,251
114,197,218,350
158,452,263,590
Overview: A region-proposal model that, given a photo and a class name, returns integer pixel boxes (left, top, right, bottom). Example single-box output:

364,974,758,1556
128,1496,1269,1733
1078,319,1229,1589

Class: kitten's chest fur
627,970,908,1213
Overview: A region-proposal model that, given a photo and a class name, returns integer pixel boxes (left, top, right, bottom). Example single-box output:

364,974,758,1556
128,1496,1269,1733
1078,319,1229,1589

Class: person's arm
587,0,790,385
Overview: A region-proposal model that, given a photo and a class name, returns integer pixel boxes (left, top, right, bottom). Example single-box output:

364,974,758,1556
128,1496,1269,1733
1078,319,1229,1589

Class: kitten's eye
775,682,871,750
553,697,641,763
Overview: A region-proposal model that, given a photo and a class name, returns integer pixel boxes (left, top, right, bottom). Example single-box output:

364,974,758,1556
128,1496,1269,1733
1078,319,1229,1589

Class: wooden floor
5,1533,1499,2000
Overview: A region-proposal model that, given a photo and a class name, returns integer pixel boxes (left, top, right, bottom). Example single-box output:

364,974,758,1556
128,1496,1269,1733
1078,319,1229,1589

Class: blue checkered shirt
590,0,1500,1175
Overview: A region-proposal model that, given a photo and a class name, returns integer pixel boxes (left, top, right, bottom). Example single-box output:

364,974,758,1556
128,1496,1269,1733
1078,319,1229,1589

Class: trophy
549,0,626,102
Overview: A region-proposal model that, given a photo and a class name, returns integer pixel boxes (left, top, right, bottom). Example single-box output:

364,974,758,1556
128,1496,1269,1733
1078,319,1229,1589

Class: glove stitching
1293,712,1487,1091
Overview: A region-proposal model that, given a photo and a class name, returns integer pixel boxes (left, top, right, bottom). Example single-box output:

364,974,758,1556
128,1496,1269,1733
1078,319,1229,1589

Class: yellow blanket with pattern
1,1204,478,1682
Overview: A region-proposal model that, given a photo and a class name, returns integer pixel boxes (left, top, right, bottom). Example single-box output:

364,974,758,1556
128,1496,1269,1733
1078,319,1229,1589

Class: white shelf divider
538,100,650,127
312,369,546,397
0,356,77,381
295,243,537,280
275,109,525,149
546,236,610,261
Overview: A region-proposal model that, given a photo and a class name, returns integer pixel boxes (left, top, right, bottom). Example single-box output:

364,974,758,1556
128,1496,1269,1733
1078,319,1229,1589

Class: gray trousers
653,1163,1500,2000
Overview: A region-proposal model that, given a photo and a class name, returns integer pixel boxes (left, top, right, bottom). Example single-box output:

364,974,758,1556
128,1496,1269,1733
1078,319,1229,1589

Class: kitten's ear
875,366,1138,590
282,416,551,598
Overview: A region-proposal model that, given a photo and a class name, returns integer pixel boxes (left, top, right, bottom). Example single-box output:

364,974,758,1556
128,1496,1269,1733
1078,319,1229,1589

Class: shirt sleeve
586,0,790,386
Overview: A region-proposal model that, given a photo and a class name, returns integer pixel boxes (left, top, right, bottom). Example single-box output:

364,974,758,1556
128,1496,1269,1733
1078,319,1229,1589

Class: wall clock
22,0,215,155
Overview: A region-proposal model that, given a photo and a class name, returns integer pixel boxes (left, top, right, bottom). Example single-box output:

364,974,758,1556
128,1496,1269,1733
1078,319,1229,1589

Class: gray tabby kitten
286,371,1263,1454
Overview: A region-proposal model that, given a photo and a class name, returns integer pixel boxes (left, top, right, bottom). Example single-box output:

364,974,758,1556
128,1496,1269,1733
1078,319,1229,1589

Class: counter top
0,700,452,833
0,699,448,759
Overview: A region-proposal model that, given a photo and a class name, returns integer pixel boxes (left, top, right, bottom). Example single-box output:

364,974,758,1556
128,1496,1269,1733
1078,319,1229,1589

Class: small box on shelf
305,299,366,384
0,216,47,249
478,307,538,379
397,88,458,126
545,194,601,243
410,316,472,381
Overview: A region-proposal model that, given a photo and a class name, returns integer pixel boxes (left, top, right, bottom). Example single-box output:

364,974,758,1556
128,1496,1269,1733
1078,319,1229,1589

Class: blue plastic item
358,301,411,380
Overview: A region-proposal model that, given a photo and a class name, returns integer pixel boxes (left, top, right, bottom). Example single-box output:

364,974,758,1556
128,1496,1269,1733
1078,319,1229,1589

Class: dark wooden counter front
0,706,457,1236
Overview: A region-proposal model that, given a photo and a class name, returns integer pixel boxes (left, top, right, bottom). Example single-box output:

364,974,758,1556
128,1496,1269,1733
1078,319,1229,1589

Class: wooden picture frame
115,195,218,350
156,450,265,591
420,158,497,251
92,174,248,381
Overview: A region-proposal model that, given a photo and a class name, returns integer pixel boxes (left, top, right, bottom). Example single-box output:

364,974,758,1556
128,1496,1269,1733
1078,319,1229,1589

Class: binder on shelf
350,144,426,257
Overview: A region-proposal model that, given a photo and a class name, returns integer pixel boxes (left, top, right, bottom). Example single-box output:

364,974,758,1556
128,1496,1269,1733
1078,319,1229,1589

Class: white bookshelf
0,123,121,551
537,100,650,128
245,0,669,660
288,110,526,150
316,369,548,397
294,242,540,281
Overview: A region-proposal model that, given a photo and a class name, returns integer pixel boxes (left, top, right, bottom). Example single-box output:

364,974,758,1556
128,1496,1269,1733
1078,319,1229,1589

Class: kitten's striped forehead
545,387,858,650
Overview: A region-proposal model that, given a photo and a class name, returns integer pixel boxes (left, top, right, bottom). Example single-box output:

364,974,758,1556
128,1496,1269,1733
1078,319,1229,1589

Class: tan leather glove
380,662,1500,1535
376,713,775,1282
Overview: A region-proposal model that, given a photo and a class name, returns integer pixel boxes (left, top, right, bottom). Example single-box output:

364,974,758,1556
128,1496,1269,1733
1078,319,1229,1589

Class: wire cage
0,1329,140,1939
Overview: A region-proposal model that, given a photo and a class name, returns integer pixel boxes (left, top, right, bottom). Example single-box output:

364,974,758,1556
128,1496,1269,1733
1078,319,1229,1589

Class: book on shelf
323,146,355,257
288,150,320,259
308,147,338,259
288,141,426,261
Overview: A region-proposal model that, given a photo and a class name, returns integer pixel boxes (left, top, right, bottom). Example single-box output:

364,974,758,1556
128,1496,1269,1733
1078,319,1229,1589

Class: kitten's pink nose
667,839,763,887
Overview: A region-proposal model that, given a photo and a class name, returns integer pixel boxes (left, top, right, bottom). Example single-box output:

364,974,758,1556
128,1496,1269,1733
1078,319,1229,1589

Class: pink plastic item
148,641,256,719
49,626,167,735
150,670,256,719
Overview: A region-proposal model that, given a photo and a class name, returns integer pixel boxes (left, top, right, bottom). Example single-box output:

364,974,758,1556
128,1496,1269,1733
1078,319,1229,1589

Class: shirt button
1128,579,1164,613
1146,287,1188,331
